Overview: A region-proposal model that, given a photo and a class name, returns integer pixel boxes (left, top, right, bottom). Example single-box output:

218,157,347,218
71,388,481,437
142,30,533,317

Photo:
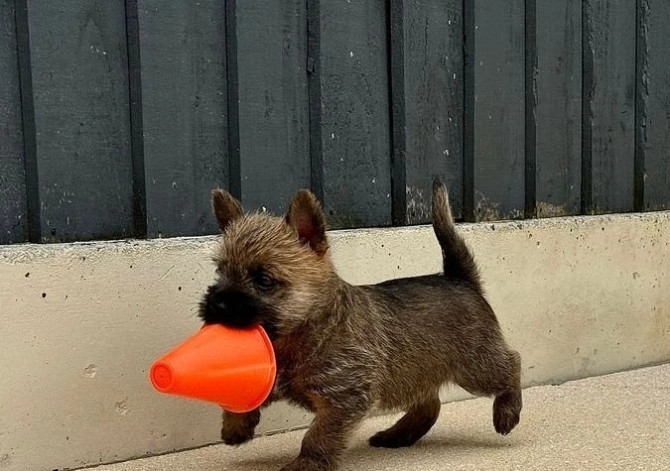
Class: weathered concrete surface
83,364,670,471
0,211,669,470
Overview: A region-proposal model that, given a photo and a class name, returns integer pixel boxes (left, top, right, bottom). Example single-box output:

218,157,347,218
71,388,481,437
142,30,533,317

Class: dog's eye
255,273,277,291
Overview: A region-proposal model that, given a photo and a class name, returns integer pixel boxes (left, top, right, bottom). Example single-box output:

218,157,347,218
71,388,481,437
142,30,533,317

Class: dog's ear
286,190,328,255
211,189,243,232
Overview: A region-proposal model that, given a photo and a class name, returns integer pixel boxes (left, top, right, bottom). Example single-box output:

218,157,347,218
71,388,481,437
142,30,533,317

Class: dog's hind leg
368,389,441,448
455,348,522,435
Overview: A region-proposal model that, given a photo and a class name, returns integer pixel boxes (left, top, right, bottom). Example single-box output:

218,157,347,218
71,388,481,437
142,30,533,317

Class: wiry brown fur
201,180,522,471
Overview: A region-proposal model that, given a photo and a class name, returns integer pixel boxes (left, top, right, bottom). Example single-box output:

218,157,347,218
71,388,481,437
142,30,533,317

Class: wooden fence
1,0,669,244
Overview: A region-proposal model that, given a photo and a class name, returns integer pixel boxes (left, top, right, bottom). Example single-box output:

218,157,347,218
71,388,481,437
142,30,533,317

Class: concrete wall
1,212,668,471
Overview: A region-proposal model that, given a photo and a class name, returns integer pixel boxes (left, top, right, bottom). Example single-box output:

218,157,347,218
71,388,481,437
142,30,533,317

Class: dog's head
199,188,334,339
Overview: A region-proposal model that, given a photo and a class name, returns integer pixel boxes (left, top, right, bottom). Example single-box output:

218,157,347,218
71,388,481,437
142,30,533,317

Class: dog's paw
368,430,418,448
493,390,521,435
280,457,331,471
221,425,254,446
220,409,260,446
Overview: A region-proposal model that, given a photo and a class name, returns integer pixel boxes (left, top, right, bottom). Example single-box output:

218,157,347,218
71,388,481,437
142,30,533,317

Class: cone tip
150,363,174,391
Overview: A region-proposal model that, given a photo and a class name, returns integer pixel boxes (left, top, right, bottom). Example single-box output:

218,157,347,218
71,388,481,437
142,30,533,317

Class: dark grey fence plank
535,0,582,218
524,0,537,219
27,1,134,241
583,1,635,214
235,0,310,214
473,0,526,221
399,0,464,224
125,0,146,239
0,1,27,243
639,0,670,211
317,0,392,228
137,1,228,237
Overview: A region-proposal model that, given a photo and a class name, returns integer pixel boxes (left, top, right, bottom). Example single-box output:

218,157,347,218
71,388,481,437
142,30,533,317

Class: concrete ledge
1,212,669,471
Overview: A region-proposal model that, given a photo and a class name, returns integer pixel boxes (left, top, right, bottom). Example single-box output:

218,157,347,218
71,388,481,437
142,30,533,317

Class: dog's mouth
198,286,278,339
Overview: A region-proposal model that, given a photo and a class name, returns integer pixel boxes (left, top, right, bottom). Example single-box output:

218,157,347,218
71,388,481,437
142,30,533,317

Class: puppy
200,179,521,471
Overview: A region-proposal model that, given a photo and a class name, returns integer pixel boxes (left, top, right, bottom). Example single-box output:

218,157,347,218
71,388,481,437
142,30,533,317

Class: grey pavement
86,364,670,471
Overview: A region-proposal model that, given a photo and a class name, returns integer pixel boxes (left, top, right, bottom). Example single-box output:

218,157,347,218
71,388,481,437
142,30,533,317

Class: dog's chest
272,348,321,410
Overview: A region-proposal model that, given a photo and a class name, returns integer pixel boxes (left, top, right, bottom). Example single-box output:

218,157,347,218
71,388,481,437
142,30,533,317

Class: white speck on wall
331,133,336,139
261,206,267,212
443,149,450,156
340,157,344,162
115,398,132,417
488,114,492,120
453,73,457,80
172,181,177,189
371,178,376,184
83,364,98,379
480,61,484,67
349,51,354,58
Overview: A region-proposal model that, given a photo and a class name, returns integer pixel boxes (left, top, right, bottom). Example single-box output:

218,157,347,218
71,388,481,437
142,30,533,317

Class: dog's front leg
220,408,261,445
281,397,365,471
221,390,279,446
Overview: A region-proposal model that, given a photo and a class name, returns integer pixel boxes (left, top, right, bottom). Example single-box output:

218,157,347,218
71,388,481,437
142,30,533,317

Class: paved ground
86,364,669,471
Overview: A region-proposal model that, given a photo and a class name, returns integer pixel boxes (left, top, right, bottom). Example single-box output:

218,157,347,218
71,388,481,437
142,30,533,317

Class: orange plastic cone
150,324,276,413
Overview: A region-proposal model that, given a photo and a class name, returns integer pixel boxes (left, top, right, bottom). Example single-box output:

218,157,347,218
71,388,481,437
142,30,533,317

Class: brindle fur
200,179,522,471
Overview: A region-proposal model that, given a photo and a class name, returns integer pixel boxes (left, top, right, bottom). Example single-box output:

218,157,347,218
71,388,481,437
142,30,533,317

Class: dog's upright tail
431,178,482,292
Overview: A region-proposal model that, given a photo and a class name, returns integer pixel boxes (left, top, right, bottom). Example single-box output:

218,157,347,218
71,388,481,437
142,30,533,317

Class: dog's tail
431,178,482,292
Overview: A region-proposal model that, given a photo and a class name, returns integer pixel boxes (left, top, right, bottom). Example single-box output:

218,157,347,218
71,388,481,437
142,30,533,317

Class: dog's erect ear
286,190,328,255
211,189,243,232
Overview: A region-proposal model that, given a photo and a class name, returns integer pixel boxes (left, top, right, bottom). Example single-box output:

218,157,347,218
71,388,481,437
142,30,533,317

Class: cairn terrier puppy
200,179,521,471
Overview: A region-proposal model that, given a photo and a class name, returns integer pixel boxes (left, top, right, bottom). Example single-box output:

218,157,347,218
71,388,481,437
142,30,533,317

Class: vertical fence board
583,1,635,214
472,0,525,221
389,0,406,225
317,0,392,228
0,1,27,243
640,0,670,211
138,1,228,237
400,0,464,224
535,0,582,217
524,0,537,219
125,0,146,239
462,0,475,221
235,0,310,214
27,0,134,241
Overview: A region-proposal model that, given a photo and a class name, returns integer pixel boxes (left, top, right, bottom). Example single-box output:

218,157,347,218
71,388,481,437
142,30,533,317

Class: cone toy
149,324,276,413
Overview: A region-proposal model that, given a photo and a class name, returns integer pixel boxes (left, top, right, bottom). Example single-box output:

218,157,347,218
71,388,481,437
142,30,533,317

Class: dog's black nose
210,290,228,313
200,287,260,328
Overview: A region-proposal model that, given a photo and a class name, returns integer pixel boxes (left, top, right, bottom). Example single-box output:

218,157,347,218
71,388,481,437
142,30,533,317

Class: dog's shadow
227,431,525,470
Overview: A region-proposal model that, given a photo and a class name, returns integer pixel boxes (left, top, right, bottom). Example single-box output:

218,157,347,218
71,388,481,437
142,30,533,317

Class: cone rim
150,363,174,391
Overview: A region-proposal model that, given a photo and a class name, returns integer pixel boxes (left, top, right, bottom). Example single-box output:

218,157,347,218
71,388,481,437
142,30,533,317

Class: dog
199,179,522,471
